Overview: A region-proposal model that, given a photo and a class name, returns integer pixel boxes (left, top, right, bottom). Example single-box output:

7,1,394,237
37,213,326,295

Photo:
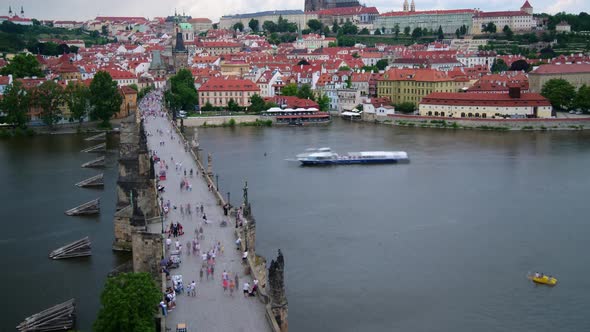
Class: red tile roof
530,63,590,75
421,92,550,107
381,9,474,17
199,78,259,92
475,11,530,18
188,18,212,24
521,1,533,8
314,6,379,16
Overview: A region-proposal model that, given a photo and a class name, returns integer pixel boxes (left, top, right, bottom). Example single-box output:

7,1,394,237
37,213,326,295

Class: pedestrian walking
206,266,211,280
210,265,215,279
199,268,204,281
243,282,250,297
223,279,228,292
189,281,196,297
229,279,235,297
235,273,239,291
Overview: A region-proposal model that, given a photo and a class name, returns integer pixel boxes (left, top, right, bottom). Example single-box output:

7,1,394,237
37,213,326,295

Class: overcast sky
7,0,589,21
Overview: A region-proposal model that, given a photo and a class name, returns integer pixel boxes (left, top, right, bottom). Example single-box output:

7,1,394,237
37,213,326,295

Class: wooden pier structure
64,198,100,216
16,298,76,331
81,156,105,168
80,143,106,153
49,237,91,259
84,132,106,141
75,173,104,188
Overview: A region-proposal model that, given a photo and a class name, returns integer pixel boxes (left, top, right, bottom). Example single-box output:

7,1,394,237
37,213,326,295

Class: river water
0,134,127,331
193,119,590,332
1,121,590,331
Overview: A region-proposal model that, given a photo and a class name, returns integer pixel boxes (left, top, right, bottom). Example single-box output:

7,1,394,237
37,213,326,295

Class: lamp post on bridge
227,192,230,208
215,174,219,191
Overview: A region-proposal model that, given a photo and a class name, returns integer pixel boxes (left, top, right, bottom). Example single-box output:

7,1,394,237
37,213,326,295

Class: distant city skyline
4,0,589,21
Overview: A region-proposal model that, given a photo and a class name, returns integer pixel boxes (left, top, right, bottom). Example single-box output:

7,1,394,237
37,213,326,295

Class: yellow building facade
377,68,459,106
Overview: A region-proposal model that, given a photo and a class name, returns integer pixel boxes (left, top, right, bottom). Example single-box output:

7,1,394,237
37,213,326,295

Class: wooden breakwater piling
64,198,100,216
84,132,106,141
80,143,106,153
16,299,76,331
75,173,104,188
81,156,105,168
49,237,91,259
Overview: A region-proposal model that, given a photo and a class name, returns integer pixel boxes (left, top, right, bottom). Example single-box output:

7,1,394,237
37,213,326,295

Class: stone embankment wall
168,116,288,332
183,115,261,127
366,114,590,131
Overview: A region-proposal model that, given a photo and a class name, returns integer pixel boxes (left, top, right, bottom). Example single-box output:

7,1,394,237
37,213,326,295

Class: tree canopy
395,102,415,113
317,94,330,112
65,82,90,122
509,59,530,72
249,94,265,113
248,19,259,32
573,84,590,112
233,22,244,32
166,69,198,112
307,19,322,32
491,59,509,73
281,83,298,96
541,78,576,110
93,273,161,332
0,81,30,128
0,53,43,78
34,80,64,128
89,71,123,127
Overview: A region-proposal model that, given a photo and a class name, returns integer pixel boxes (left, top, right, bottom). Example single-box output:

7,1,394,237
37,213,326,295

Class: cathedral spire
403,0,408,12
410,0,415,12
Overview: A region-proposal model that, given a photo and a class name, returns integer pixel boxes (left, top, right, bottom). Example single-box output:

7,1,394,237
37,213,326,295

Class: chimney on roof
509,86,521,99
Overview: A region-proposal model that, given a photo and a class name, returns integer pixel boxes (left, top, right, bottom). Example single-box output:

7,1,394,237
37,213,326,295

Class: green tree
491,59,509,73
541,78,576,110
65,82,90,122
263,21,277,33
437,25,444,40
89,71,123,127
332,22,339,34
101,25,109,36
455,28,461,38
484,22,497,34
227,98,240,112
0,53,43,78
0,81,30,128
403,26,411,37
281,83,298,96
307,19,322,32
394,24,400,37
395,102,415,113
374,29,381,35
93,272,161,332
359,28,370,35
509,59,530,72
128,83,138,91
573,84,590,112
249,94,265,113
233,22,244,32
317,94,330,112
376,59,388,71
411,27,423,39
248,19,259,32
503,25,514,39
168,69,198,111
297,84,315,101
323,26,331,35
35,80,64,128
341,22,358,35
70,45,79,54
263,101,278,110
202,101,214,112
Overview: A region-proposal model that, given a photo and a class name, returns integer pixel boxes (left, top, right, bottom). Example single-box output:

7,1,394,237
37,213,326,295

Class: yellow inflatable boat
529,273,557,286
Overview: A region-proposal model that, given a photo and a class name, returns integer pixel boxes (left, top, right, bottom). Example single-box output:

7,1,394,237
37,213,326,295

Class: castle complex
304,0,361,12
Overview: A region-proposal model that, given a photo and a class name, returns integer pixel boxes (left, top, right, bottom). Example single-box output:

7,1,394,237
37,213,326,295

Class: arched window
468,113,473,117
427,111,433,116
475,113,480,118
482,113,487,118
434,111,439,116
461,112,466,117
440,111,445,117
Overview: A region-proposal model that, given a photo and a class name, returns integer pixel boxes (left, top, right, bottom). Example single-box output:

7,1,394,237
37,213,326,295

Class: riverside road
141,94,270,332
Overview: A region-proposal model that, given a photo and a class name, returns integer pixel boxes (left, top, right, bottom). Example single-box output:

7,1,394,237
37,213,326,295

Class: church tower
520,1,533,15
172,23,188,72
410,0,415,12
8,6,13,18
20,6,24,17
403,0,409,12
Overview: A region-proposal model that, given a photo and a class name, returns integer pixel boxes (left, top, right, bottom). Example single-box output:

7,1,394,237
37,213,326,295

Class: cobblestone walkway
142,100,270,332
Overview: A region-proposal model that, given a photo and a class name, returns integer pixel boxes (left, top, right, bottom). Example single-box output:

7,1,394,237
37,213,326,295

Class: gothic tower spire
410,0,415,12
403,0,409,12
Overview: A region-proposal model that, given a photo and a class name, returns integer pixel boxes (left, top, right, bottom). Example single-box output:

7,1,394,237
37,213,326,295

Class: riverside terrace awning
341,111,362,117
276,114,330,119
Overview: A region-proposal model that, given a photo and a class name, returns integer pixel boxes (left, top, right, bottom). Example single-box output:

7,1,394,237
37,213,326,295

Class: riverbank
0,117,130,137
363,114,590,131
